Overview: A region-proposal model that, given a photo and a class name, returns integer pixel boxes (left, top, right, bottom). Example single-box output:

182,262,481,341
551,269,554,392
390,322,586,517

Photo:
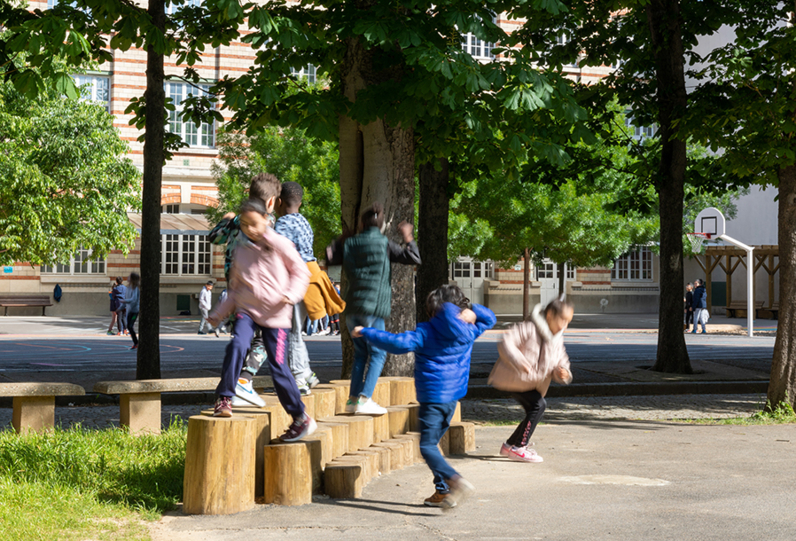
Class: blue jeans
346,313,387,400
692,309,706,333
418,401,459,493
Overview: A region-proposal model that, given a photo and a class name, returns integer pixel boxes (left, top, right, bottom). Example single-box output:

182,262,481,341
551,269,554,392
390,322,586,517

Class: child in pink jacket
208,193,315,442
488,296,574,462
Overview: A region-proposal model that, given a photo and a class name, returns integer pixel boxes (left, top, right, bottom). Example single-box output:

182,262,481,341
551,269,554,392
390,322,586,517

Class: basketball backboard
694,207,726,238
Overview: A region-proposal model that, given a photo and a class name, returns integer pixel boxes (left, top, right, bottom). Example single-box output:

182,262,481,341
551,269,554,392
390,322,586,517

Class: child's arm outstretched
272,230,311,305
469,304,497,337
352,325,427,355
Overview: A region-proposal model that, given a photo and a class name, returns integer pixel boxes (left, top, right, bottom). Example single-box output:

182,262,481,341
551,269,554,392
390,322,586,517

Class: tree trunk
557,262,565,296
137,0,165,380
648,0,692,374
523,248,530,320
768,164,796,408
338,36,416,378
416,158,450,323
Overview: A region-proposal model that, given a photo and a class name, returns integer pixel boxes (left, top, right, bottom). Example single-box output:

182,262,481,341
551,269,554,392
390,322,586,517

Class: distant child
207,193,315,442
198,281,219,337
353,284,495,509
489,296,574,463
109,277,127,336
691,278,708,334
326,202,422,414
684,282,694,332
120,272,140,350
274,181,345,394
209,173,278,407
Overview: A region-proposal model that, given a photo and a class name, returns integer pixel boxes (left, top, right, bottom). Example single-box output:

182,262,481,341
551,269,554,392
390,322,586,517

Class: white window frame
73,73,111,112
625,112,656,141
165,0,203,15
612,247,654,281
161,234,211,276
42,248,106,275
164,81,216,148
461,16,496,60
291,65,317,84
162,204,180,214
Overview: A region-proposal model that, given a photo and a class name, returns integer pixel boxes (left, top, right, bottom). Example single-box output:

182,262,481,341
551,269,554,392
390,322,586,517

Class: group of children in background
201,171,576,510
107,273,140,350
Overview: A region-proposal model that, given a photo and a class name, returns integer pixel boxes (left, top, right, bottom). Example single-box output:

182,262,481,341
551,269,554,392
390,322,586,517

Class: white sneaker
307,372,320,389
234,378,265,407
317,327,331,336
296,378,311,396
355,397,387,415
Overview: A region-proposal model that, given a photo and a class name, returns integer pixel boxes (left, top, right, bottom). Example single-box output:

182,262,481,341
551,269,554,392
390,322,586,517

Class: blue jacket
693,285,707,309
111,285,126,312
360,303,496,403
122,286,140,313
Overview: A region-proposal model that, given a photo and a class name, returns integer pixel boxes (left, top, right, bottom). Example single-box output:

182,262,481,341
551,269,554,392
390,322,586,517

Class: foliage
210,125,341,258
679,400,796,426
0,79,140,266
0,420,187,540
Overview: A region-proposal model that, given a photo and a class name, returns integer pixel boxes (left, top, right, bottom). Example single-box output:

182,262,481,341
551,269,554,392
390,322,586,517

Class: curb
467,381,769,399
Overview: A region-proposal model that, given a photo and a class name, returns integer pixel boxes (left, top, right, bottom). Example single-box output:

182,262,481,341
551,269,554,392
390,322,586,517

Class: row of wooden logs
183,377,476,515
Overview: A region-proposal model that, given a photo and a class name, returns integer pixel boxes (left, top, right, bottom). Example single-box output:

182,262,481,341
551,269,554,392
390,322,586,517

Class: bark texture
416,158,450,323
338,37,416,378
647,0,692,374
768,164,796,408
137,0,165,380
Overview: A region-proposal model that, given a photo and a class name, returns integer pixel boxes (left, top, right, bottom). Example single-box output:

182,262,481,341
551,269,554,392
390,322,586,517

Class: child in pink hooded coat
489,296,574,463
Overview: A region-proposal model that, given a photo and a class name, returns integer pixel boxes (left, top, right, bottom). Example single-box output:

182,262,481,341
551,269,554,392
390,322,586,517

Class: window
566,264,576,280
553,31,579,68
625,113,656,141
163,204,180,214
453,261,471,278
165,0,203,14
162,234,211,276
47,0,58,8
165,82,215,148
42,248,105,274
461,17,496,60
612,247,653,281
291,65,316,84
536,261,555,280
73,74,110,112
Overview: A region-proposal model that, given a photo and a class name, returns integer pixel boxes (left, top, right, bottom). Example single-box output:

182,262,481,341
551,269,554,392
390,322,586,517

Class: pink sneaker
506,445,543,463
500,442,512,456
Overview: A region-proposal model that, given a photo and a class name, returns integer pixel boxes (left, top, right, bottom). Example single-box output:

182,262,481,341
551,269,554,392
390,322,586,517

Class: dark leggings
127,312,139,346
506,389,546,448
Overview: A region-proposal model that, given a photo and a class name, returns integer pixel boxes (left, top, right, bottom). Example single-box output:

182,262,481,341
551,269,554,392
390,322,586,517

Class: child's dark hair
249,173,281,203
240,197,268,216
129,272,140,289
360,202,384,230
543,295,573,318
115,276,123,285
426,284,471,318
280,181,303,207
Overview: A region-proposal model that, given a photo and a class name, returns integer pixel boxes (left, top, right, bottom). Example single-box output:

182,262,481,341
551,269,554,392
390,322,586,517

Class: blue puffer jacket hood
360,302,496,403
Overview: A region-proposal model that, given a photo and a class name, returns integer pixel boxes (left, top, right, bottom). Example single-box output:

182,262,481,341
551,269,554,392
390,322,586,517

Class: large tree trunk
338,36,416,378
416,158,450,323
137,0,165,380
768,164,796,408
648,0,692,374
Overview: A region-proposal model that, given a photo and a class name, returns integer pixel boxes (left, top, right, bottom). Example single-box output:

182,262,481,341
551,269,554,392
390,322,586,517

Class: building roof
127,213,211,235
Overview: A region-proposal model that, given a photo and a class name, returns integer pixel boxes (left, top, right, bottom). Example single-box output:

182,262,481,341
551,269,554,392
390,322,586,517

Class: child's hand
223,212,236,220
458,309,477,325
207,314,220,327
398,221,414,243
283,296,294,306
554,367,570,381
351,326,364,338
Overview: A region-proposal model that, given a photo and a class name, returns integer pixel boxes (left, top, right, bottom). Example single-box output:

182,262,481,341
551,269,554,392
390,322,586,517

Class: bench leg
12,396,55,434
120,393,161,435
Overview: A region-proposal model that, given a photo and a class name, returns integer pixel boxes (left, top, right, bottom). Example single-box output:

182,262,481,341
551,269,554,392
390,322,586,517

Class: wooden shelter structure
693,245,779,314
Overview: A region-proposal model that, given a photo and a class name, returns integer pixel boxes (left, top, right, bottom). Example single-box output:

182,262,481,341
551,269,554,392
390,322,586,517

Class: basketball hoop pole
720,234,755,338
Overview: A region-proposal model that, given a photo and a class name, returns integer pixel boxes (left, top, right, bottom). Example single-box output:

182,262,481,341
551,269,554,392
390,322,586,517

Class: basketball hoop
687,232,711,253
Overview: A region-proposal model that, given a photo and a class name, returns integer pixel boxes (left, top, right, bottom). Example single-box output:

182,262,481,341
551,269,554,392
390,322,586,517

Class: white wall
726,186,778,245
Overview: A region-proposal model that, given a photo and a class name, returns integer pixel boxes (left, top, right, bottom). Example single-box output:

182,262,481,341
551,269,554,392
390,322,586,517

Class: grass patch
677,401,796,426
0,419,187,541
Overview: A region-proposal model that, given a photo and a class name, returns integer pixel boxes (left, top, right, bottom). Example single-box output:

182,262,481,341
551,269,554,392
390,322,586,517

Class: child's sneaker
307,372,320,389
443,477,475,509
506,445,543,463
213,397,233,417
355,397,387,415
280,414,317,442
296,379,311,396
234,378,265,407
500,441,534,457
345,397,357,413
106,330,115,336
424,490,453,508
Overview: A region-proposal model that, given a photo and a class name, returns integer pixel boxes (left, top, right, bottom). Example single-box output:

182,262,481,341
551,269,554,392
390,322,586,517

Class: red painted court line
11,342,76,350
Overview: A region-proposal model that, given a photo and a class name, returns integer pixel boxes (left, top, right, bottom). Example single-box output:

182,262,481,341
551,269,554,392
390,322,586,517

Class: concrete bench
0,382,85,434
0,295,53,316
724,301,764,318
93,376,273,435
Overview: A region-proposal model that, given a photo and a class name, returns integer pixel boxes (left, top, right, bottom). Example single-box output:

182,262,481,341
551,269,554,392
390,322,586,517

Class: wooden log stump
452,401,462,423
396,432,422,463
315,383,349,414
335,454,375,483
387,406,409,437
320,415,374,453
348,450,380,479
324,460,365,499
406,403,420,432
371,412,389,443
365,445,392,475
300,393,316,419
387,378,415,406
12,396,55,435
372,379,391,408
372,441,405,471
318,421,349,459
261,394,292,436
263,442,312,506
312,388,337,419
448,422,475,455
297,433,330,495
183,415,256,515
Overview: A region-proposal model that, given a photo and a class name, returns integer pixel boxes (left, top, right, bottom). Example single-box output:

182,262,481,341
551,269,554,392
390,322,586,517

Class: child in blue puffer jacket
352,284,495,510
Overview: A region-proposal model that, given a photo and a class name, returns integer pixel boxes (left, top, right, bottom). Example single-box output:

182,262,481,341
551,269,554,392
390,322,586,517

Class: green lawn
0,420,187,541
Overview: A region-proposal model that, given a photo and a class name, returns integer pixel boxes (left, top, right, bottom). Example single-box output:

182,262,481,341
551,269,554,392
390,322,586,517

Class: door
536,259,559,306
451,258,493,305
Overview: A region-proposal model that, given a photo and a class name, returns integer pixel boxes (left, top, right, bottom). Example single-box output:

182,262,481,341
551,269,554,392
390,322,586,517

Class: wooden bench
723,301,765,318
93,376,273,435
0,382,86,434
0,295,53,316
